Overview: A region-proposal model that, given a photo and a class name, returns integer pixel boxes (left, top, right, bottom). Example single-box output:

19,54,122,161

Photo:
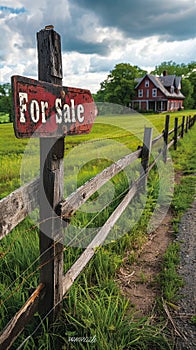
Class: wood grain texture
63,178,141,295
0,178,39,240
59,149,141,219
0,284,44,350
37,27,64,322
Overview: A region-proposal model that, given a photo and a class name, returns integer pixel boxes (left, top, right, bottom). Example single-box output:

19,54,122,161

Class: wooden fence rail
0,112,195,349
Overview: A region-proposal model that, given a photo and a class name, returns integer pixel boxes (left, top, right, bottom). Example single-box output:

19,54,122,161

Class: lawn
0,110,195,199
0,112,9,123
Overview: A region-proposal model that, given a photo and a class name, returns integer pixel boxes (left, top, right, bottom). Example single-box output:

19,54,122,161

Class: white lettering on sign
19,92,28,123
55,98,62,123
77,104,85,123
55,98,84,124
18,93,85,125
41,101,48,123
63,104,71,123
30,100,40,123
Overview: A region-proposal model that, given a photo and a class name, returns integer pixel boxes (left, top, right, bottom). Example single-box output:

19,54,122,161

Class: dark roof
135,73,185,99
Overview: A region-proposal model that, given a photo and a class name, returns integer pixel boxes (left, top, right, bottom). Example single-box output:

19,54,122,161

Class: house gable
132,72,185,112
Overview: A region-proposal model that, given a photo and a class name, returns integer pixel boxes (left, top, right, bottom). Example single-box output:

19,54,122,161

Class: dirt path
117,210,174,316
117,199,196,349
173,199,196,350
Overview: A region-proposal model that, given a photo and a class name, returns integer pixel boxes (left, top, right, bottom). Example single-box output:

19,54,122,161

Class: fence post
141,127,153,188
181,116,185,138
37,26,64,322
163,114,170,163
188,115,191,129
185,116,189,133
174,117,178,150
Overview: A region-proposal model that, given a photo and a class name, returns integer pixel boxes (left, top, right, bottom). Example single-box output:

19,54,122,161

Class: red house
132,71,185,112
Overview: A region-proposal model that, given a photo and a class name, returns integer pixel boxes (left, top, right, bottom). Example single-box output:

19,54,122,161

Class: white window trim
145,80,150,88
138,89,143,97
152,88,157,97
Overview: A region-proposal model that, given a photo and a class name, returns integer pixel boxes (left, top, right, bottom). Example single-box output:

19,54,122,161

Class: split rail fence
0,26,196,349
0,112,195,349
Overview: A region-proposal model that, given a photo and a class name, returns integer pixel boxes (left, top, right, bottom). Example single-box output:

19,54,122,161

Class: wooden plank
168,128,175,136
0,284,44,350
163,114,170,163
174,117,178,150
37,27,64,322
152,132,163,145
185,116,189,133
0,178,39,240
63,178,141,295
59,149,141,219
181,116,185,138
12,75,96,138
141,127,153,187
167,139,174,149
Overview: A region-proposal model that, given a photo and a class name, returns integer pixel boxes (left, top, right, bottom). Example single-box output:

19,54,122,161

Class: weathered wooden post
188,115,191,129
11,25,97,327
37,26,64,322
181,116,185,138
141,127,153,188
163,114,170,163
185,116,189,133
174,117,178,151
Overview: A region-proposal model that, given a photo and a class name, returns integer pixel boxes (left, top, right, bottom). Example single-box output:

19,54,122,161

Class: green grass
158,125,196,305
0,112,9,123
0,111,195,349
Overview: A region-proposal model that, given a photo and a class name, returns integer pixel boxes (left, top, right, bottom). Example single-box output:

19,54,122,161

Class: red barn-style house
132,71,185,112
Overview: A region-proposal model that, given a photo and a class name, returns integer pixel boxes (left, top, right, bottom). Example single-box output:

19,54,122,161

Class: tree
189,70,196,109
94,63,147,107
0,83,12,121
151,60,190,76
151,61,196,109
182,79,194,109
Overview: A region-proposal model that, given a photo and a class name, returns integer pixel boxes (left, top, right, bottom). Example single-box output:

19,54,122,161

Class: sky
0,0,196,93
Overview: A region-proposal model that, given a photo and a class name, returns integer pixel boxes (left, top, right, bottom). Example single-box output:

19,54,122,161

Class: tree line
93,61,196,110
0,61,196,122
0,83,12,121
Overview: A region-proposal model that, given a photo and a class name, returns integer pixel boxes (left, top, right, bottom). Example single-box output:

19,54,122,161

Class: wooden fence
0,112,195,349
0,26,196,349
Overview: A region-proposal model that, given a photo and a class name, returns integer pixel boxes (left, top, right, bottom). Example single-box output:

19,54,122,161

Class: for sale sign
12,75,97,138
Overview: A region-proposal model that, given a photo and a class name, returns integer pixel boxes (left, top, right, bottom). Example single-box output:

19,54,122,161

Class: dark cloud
1,0,195,72
72,0,196,41
62,37,110,55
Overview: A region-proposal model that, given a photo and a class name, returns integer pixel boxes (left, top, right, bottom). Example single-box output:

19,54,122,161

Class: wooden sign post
37,27,64,322
11,26,97,322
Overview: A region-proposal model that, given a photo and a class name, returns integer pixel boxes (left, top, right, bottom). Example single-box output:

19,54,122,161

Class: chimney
163,70,168,76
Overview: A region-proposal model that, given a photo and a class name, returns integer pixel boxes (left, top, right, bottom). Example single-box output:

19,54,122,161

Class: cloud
0,0,196,93
73,0,196,41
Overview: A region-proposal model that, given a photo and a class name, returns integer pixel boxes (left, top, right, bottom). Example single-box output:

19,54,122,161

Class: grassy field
0,112,9,123
0,110,194,199
0,110,195,349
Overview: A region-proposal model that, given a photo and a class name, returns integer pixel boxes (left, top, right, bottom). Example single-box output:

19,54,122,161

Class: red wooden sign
11,75,97,138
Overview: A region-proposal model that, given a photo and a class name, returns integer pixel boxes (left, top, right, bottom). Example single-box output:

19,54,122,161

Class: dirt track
117,198,196,349
174,199,196,350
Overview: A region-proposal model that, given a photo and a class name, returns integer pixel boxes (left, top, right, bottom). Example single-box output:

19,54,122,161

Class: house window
145,80,150,87
152,88,157,97
138,89,143,97
146,89,149,98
